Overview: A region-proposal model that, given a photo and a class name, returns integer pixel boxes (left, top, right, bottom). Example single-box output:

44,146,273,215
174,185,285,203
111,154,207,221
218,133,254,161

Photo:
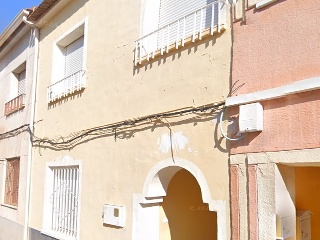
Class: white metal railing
134,0,227,65
47,70,86,103
50,167,79,239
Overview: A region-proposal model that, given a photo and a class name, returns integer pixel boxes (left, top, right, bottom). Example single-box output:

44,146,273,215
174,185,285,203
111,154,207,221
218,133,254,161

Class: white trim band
226,77,320,106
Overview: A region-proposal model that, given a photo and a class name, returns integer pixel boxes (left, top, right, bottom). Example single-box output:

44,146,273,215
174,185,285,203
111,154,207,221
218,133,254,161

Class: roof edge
0,10,30,47
27,0,61,23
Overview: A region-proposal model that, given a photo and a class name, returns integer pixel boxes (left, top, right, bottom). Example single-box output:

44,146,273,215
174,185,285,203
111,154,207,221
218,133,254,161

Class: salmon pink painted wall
231,89,320,153
232,0,320,95
231,0,320,154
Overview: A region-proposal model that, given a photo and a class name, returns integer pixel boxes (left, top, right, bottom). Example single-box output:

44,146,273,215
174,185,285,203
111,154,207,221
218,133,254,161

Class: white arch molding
132,157,227,240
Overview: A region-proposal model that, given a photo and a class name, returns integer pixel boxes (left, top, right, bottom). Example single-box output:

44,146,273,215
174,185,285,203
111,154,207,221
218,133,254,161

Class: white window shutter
18,70,26,95
157,0,218,47
64,36,84,78
158,0,215,28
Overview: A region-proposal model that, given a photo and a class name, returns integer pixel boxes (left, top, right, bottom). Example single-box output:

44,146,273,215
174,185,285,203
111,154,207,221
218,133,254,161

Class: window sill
256,0,278,9
1,203,18,210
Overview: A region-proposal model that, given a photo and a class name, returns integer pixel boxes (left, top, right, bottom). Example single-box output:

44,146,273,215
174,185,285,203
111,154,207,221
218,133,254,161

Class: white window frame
0,159,6,204
52,17,88,84
42,156,82,240
139,0,161,37
10,62,26,100
48,17,88,103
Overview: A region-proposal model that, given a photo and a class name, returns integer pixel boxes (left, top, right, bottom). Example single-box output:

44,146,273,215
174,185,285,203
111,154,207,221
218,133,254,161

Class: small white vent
239,102,263,133
103,204,125,227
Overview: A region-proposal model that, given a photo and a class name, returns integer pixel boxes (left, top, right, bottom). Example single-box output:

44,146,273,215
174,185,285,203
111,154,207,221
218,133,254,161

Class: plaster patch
158,132,189,154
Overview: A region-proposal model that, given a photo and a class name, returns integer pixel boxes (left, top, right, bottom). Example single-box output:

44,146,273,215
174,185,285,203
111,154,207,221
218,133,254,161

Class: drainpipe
22,13,39,240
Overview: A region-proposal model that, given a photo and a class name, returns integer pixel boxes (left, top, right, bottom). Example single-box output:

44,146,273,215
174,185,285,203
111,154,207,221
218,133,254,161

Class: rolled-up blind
64,36,84,78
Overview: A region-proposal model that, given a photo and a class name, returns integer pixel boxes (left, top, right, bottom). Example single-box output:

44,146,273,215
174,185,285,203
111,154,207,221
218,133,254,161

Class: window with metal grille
48,166,80,239
4,158,20,206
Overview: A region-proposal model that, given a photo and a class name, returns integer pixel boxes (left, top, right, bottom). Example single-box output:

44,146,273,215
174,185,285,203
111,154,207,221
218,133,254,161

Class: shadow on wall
133,32,223,75
47,89,85,109
29,228,58,240
160,169,217,240
252,0,287,14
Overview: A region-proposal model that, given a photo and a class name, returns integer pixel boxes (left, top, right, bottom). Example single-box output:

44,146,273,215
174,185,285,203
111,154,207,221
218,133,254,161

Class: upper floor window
48,18,88,103
5,63,26,116
64,36,84,79
135,0,227,65
18,70,26,96
4,157,20,207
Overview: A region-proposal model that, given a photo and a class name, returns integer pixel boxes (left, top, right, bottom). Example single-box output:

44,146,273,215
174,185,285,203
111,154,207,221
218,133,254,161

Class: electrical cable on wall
0,102,225,150
0,124,30,140
32,102,224,149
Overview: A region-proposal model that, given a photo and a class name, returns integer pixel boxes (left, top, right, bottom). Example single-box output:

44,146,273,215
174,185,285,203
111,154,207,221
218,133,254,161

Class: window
135,0,227,65
5,63,26,115
4,158,20,207
43,158,81,240
64,36,84,79
48,18,88,103
18,70,26,96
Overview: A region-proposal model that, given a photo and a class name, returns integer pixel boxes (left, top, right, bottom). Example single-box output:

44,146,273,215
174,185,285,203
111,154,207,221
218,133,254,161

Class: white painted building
0,9,38,240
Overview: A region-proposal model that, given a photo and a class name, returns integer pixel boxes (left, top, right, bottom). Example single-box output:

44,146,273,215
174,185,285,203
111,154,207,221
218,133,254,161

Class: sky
0,0,43,34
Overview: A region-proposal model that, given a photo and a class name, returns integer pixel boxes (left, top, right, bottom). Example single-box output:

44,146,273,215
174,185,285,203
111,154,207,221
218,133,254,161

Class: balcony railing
47,70,86,103
5,94,26,116
134,0,227,65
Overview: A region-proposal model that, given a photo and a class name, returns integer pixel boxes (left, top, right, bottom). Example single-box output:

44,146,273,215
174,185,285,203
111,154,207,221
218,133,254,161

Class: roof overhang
27,0,73,28
0,10,31,58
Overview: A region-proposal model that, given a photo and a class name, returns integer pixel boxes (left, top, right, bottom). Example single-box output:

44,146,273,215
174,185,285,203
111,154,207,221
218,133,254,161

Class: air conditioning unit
103,204,126,227
239,102,263,133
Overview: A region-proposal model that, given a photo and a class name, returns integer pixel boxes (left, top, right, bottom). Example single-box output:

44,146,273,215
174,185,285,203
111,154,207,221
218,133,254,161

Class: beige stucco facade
28,0,232,239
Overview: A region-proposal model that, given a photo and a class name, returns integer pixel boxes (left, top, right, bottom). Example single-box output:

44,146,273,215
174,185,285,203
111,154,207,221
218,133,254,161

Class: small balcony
47,70,86,103
5,94,26,116
134,0,227,66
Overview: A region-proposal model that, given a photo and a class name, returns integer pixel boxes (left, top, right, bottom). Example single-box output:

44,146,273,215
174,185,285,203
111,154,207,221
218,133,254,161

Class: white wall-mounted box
103,204,126,227
239,102,263,133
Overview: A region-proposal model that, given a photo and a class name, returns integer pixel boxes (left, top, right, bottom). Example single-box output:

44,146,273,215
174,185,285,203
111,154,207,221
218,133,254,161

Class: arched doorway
160,169,217,240
132,158,226,240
